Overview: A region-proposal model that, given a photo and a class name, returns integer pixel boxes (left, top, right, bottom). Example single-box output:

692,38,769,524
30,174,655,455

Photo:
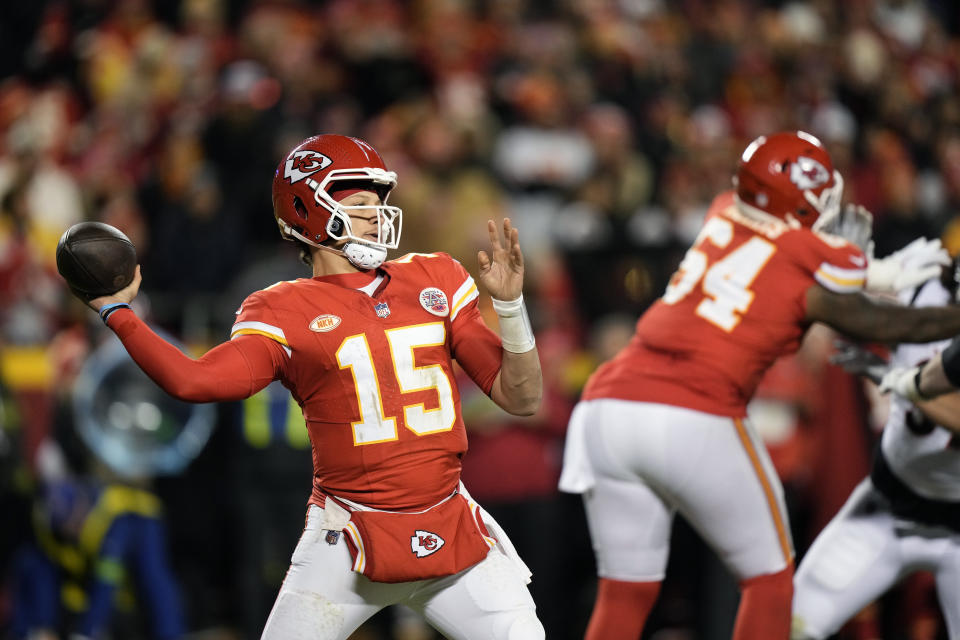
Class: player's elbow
155,374,217,403
503,386,542,416
164,382,206,403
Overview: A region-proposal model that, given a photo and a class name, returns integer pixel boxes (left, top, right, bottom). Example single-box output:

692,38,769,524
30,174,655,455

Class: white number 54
662,217,775,331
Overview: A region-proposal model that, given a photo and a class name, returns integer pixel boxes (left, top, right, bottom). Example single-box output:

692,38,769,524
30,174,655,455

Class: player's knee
503,612,545,640
261,589,347,640
462,550,544,639
464,550,534,612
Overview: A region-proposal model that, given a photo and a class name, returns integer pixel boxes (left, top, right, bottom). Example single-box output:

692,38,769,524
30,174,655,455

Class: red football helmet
733,130,843,230
272,134,401,268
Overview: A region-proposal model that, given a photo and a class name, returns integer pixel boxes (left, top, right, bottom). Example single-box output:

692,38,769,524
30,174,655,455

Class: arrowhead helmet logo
284,150,332,184
789,156,830,190
411,530,445,558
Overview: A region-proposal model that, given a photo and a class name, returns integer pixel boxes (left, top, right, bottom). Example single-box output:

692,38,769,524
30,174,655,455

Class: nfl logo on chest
374,301,391,318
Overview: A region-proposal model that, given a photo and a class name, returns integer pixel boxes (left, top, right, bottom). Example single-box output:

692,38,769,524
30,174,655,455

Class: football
56,221,137,301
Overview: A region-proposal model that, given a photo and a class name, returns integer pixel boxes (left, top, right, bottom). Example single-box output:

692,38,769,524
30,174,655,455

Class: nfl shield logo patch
374,301,391,318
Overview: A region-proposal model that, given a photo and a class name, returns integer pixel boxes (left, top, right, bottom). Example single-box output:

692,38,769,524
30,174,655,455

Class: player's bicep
227,334,288,395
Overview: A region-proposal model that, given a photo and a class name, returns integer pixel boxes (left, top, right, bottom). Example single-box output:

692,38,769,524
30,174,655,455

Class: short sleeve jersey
584,191,866,417
231,252,502,510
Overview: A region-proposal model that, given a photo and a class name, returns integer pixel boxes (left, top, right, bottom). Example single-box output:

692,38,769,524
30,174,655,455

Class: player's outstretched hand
866,237,951,294
829,340,889,384
88,265,142,312
477,218,524,301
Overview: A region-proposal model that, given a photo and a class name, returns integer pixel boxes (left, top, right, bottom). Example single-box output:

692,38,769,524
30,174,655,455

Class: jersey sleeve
441,256,503,394
804,232,867,294
231,290,292,357
106,308,284,402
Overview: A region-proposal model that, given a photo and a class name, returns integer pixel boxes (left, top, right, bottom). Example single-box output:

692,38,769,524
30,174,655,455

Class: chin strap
316,242,387,269
343,243,387,269
278,217,389,270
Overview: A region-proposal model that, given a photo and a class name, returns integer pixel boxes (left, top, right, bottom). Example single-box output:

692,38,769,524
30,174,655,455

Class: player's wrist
491,294,535,353
881,365,931,403
98,302,132,325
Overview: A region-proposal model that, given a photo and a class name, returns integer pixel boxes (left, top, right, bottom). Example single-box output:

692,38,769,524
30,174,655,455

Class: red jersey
231,252,503,510
583,191,866,417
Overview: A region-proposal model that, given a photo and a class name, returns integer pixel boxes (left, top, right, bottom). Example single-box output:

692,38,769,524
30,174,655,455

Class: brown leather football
56,222,137,301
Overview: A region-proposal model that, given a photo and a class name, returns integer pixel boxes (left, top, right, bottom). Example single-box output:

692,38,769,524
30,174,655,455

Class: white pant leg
934,540,960,640
580,399,792,582
792,480,905,640
261,505,413,640
410,547,544,640
669,411,793,579
583,467,675,581
900,524,960,640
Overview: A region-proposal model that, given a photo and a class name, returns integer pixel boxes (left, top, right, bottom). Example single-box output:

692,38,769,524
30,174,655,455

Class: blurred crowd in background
2,0,960,639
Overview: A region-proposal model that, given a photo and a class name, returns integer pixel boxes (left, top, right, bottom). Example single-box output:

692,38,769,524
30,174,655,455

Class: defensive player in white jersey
793,262,960,640
74,134,545,640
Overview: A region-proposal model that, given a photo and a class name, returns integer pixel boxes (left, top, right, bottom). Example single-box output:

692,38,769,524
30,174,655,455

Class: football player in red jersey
78,134,545,639
559,130,960,640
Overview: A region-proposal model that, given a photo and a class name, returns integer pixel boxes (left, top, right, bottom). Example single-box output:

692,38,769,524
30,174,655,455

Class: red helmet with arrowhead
272,134,402,267
734,130,843,230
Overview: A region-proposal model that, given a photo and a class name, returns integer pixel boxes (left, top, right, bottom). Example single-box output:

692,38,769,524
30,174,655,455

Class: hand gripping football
56,222,137,301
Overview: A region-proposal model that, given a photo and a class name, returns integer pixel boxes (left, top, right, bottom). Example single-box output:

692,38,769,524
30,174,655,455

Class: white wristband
491,294,536,353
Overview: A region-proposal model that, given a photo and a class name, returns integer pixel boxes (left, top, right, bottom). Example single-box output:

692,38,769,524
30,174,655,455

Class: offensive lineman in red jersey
78,135,545,639
559,130,960,640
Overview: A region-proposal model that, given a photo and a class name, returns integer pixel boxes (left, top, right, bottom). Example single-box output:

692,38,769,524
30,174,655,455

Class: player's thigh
792,481,903,640
583,470,674,581
577,400,690,580
933,534,960,639
413,547,544,640
261,506,408,640
666,414,793,580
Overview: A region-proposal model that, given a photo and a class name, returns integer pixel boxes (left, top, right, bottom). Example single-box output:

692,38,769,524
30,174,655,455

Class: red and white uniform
560,191,866,583
584,191,866,417
231,252,501,511
104,252,543,640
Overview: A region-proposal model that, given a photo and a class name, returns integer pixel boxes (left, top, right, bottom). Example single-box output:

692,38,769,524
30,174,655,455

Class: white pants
260,504,544,640
560,399,793,581
793,479,960,640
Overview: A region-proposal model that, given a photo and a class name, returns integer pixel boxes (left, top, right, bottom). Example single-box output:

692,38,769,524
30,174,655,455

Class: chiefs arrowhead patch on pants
339,492,497,583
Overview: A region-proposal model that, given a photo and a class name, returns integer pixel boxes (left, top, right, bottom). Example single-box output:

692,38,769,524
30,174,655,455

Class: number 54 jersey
231,253,503,511
584,191,866,418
